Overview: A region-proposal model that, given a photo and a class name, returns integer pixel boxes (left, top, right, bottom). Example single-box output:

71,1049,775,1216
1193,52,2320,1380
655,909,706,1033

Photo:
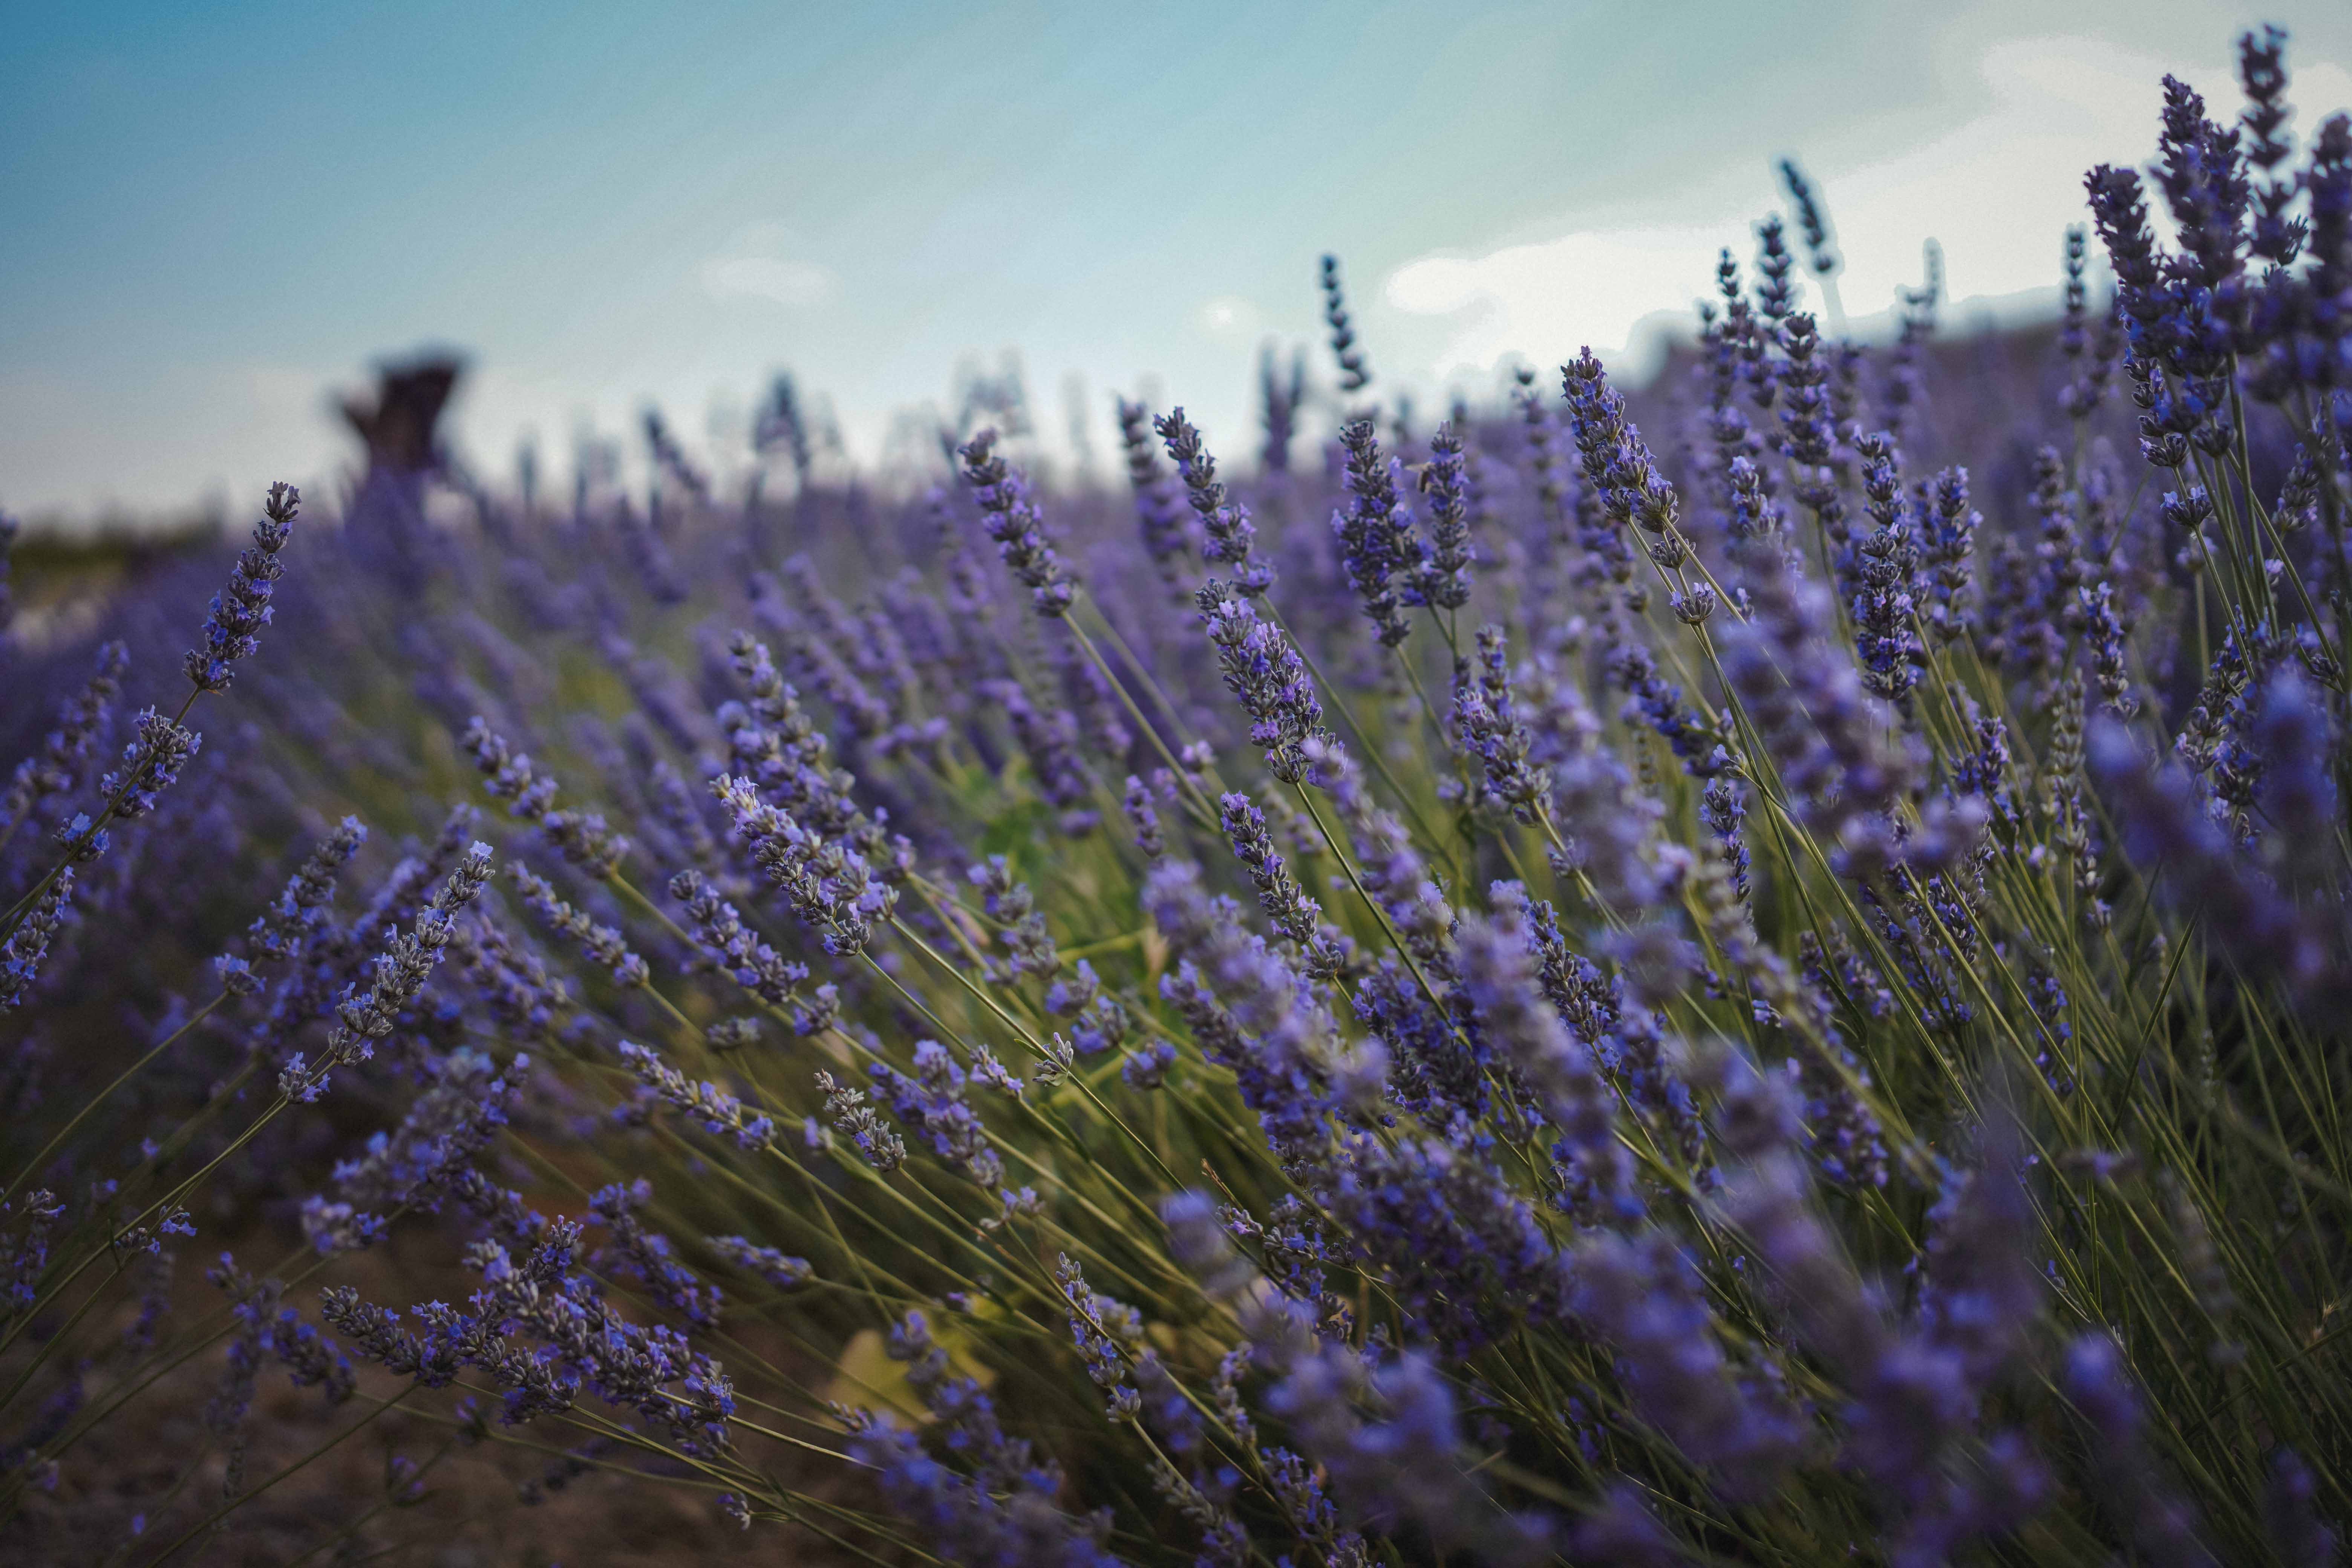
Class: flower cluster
7,35,2352,1567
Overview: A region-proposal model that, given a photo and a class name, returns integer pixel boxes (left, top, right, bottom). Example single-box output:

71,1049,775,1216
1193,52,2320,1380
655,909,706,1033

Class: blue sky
4,0,2350,524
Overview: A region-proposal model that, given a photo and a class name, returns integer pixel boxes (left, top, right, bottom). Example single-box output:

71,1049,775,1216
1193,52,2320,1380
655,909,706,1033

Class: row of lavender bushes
4,26,2350,1565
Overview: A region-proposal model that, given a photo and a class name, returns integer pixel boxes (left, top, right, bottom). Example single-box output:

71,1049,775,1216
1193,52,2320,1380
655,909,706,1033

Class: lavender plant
2,26,2350,1567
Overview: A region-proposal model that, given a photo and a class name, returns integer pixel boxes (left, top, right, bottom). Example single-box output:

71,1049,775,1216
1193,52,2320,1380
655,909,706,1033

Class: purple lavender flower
1850,431,1924,707
2064,1331,2220,1568
2240,28,2304,266
1879,242,1941,446
1046,958,1131,1055
1721,521,1919,876
247,817,368,964
185,482,298,692
0,871,74,1014
1779,158,1839,278
509,864,648,988
1156,409,1271,596
1330,419,1427,646
2264,1448,2339,1568
1413,423,1476,610
1143,858,1351,1162
1606,634,1727,776
753,564,896,740
95,707,201,823
2079,580,2137,716
669,868,836,1035
326,1213,737,1456
590,1178,724,1330
815,1069,906,1171
1453,900,1628,1208
983,678,1097,834
712,775,897,956
1918,464,1980,643
2090,718,2346,1012
1119,1040,1176,1089
619,1041,777,1154
957,428,1076,617
706,1234,812,1292
641,406,710,505
1701,778,1750,902
1320,253,1372,394
1114,397,1193,590
3,1189,64,1317
1219,792,1332,954
870,1040,1037,1213
0,641,128,840
2156,73,2250,294
302,1044,525,1255
1569,1227,1805,1504
2058,227,2126,420
1560,349,1685,561
1452,626,1543,822
463,717,629,877
279,842,493,1101
1196,579,1324,781
1754,213,1798,321
1121,773,1166,859
1265,1343,1554,1566
846,1310,1121,1566
967,855,1060,979
204,1256,356,1455
1260,342,1307,473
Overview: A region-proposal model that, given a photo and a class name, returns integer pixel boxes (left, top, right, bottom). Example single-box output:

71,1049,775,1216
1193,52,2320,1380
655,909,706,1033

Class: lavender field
3,20,2351,1567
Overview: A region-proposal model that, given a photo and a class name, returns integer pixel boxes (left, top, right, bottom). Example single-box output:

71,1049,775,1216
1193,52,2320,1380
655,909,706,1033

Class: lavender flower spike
247,817,368,964
1331,419,1426,647
1196,578,1325,782
1414,423,1475,610
712,775,896,956
1320,253,1373,393
1156,408,1272,596
958,427,1075,617
1115,397,1193,588
280,842,494,1102
186,481,298,692
2064,1332,2220,1568
1560,350,1686,562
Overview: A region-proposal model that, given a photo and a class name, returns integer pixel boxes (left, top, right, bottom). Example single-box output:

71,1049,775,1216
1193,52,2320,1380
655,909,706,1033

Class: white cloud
1384,35,2352,381
698,223,835,308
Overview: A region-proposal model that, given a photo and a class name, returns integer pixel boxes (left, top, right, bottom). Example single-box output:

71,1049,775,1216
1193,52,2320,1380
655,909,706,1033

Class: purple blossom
957,428,1076,617
1115,397,1193,589
619,1041,778,1154
2064,1331,2219,1568
1320,253,1372,394
1721,518,1919,877
712,774,898,956
1195,579,1324,782
706,1234,812,1292
2090,718,2346,1012
1413,423,1475,610
464,717,628,877
0,641,128,839
845,1311,1121,1567
185,482,298,692
1568,1227,1806,1504
1330,419,1426,647
1156,409,1271,596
